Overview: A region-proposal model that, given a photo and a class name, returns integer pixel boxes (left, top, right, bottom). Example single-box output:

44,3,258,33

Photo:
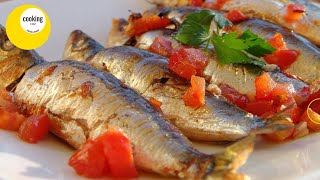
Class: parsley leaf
240,29,276,57
175,10,232,46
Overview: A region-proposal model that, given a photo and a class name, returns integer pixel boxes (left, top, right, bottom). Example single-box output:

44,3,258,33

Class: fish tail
201,134,255,180
64,30,104,61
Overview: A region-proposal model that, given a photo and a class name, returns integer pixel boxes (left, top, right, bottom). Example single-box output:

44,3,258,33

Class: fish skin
0,25,43,90
146,0,320,46
64,30,267,142
14,60,254,179
107,8,308,100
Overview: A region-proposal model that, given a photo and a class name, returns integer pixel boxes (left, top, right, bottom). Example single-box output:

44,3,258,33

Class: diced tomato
18,114,50,143
219,84,249,108
288,106,302,124
224,10,249,23
169,48,209,80
69,139,108,178
264,120,295,142
271,83,296,105
264,49,300,70
0,109,26,131
284,4,306,22
100,128,138,178
149,97,162,109
268,33,287,50
245,100,275,117
189,0,203,7
300,108,320,131
202,0,229,10
183,76,206,108
255,72,277,101
148,37,173,57
126,15,171,36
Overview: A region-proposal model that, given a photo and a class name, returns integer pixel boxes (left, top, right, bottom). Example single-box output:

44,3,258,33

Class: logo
6,4,51,50
20,8,46,34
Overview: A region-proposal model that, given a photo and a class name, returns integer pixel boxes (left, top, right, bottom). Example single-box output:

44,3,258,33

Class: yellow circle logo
307,98,320,124
6,4,51,50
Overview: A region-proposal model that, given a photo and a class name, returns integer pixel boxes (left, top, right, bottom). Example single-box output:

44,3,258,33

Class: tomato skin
69,139,108,178
183,76,206,108
224,10,249,23
149,37,173,57
220,84,249,109
126,15,171,36
18,114,50,143
284,4,306,22
264,49,300,70
100,128,138,178
268,33,287,50
169,48,209,80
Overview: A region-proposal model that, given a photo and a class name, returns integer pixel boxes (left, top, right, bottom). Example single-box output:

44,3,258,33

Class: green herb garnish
175,10,276,68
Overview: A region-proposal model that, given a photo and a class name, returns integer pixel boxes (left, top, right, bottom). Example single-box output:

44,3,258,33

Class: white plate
0,0,320,179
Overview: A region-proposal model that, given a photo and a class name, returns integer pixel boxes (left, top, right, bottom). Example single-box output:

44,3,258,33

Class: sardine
0,25,42,90
14,60,254,179
0,25,255,179
146,0,320,46
107,7,308,100
64,30,291,143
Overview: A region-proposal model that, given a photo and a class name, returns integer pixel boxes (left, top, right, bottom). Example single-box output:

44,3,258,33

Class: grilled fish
0,25,42,90
107,8,308,100
147,0,320,46
63,30,295,143
14,60,254,179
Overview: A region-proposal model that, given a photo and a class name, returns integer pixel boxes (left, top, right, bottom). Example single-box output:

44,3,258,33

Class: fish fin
202,134,255,179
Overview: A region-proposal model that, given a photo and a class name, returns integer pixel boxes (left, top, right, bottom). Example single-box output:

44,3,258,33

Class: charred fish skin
0,25,43,90
64,30,267,142
14,60,253,179
146,0,320,46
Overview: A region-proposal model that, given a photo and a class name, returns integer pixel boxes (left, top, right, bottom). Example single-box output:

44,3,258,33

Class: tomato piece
219,84,249,108
189,0,203,7
69,139,108,178
80,81,94,98
148,37,173,57
169,48,209,80
264,49,300,70
300,108,320,131
264,120,295,142
202,0,229,10
149,97,162,109
268,33,287,50
18,114,50,143
224,10,249,23
298,90,320,111
255,72,277,101
271,83,296,105
0,109,26,131
245,100,275,117
284,4,306,22
126,15,171,36
183,76,206,108
100,128,138,178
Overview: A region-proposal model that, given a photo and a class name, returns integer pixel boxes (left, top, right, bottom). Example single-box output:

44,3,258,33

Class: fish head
64,30,104,62
0,25,42,90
